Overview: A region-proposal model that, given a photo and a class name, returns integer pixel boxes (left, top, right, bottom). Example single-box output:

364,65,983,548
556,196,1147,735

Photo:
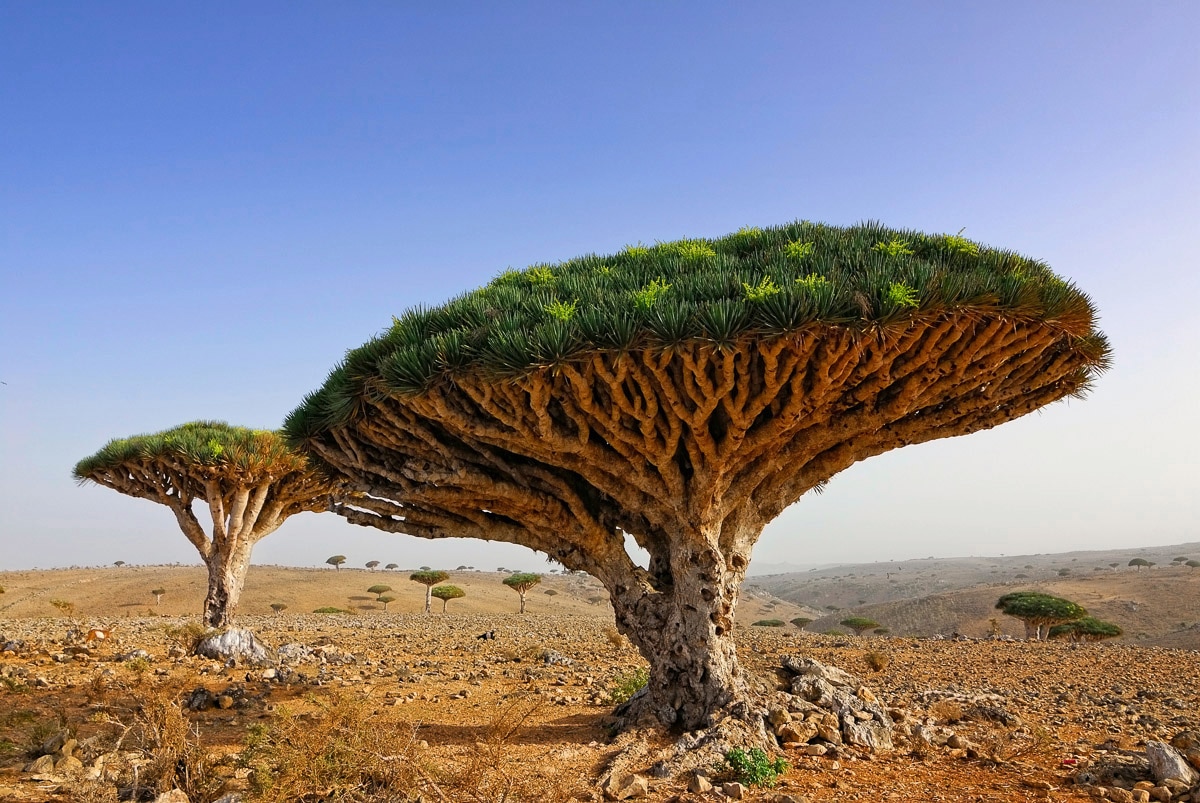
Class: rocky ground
1,613,1198,802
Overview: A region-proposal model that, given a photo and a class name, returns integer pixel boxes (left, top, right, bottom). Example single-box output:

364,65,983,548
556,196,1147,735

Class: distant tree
995,592,1086,640
873,627,890,635
410,570,449,613
114,561,126,567
385,563,399,570
419,565,431,571
366,584,393,596
544,589,558,597
326,555,347,570
752,619,786,627
431,585,465,612
1187,560,1200,569
270,602,287,615
790,617,813,630
1128,558,1153,571
365,560,380,570
1057,568,1071,576
497,567,507,573
503,572,542,614
1172,556,1189,564
151,587,166,606
1048,616,1122,642
840,617,880,636
75,421,340,628
456,565,469,571
377,594,397,612
1108,562,1120,568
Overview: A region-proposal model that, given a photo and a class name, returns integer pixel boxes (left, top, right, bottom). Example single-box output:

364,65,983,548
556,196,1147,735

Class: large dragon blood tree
75,421,339,627
284,221,1109,733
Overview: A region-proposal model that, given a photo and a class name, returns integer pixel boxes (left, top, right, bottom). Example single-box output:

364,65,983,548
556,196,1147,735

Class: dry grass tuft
241,689,420,802
864,650,890,672
928,698,964,724
604,626,629,650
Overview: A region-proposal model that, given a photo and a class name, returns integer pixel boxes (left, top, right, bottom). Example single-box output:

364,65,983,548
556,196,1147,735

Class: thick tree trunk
606,541,754,733
518,590,527,614
424,585,432,614
203,543,253,628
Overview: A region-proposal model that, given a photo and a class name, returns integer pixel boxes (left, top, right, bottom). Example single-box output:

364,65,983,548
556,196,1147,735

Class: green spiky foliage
1048,616,1122,642
284,220,1110,735
840,616,880,635
995,592,1087,640
430,584,465,612
74,421,338,627
366,584,393,596
286,220,1108,435
503,572,542,614
410,570,449,613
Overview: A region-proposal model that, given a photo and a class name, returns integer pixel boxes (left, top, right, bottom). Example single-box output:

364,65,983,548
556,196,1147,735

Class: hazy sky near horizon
2,3,1197,574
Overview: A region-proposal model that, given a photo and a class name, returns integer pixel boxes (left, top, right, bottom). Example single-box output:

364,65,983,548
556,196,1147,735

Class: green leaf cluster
409,570,449,586
285,220,1109,440
1047,616,1122,641
718,747,789,788
502,572,542,590
74,421,307,480
995,592,1087,622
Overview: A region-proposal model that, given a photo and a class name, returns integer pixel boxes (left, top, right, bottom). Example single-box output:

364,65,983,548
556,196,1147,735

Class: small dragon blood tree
75,421,339,627
284,220,1109,739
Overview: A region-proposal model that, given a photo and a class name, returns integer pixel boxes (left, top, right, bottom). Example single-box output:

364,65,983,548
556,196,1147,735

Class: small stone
1132,790,1151,803
688,774,712,793
1149,786,1171,802
602,773,649,800
154,790,191,803
1107,789,1134,803
722,781,747,799
216,695,235,709
260,668,277,680
55,755,84,775
24,755,55,774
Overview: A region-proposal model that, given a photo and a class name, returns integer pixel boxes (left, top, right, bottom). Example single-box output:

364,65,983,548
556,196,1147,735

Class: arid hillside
755,545,1200,649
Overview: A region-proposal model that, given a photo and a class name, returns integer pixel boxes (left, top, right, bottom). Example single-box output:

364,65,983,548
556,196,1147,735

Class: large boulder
194,628,272,666
1146,741,1200,785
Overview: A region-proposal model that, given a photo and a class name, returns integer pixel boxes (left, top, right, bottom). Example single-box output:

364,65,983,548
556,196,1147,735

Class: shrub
840,616,880,635
376,595,397,612
607,667,649,704
864,651,890,672
313,606,351,614
49,599,75,616
717,747,789,788
430,585,465,613
242,691,415,801
751,619,786,627
366,584,393,596
789,617,813,630
269,603,287,615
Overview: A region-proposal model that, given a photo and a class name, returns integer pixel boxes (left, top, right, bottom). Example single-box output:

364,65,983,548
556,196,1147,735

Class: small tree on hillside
503,572,542,614
365,560,380,570
270,602,287,616
1187,561,1200,569
385,563,399,570
367,583,393,596
410,570,449,613
377,594,397,612
114,561,126,568
995,592,1086,640
326,555,347,570
1048,616,1122,642
1128,558,1152,571
75,421,341,628
840,616,880,636
790,617,813,630
431,584,465,612
151,588,166,606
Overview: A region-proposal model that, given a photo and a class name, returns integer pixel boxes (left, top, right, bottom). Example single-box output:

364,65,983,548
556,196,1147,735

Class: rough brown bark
303,316,1104,732
204,542,253,628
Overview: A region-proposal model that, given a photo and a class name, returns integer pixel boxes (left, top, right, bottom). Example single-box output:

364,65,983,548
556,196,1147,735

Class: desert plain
0,552,1198,803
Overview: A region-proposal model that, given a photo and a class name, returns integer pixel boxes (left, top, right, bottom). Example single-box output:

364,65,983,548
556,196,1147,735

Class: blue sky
2,2,1197,573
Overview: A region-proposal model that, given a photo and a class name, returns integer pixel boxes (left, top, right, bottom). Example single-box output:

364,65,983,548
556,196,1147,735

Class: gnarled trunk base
203,545,253,628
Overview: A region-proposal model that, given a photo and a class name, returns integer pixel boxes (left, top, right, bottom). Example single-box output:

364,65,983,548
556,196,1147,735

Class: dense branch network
317,314,1096,588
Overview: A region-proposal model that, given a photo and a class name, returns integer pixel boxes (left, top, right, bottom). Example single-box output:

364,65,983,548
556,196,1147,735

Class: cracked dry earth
1,614,1199,803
